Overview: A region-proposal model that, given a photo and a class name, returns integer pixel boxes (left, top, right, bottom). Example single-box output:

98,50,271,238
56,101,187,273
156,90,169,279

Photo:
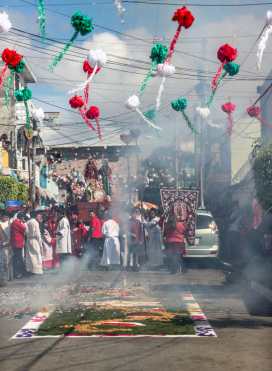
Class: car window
196,215,213,230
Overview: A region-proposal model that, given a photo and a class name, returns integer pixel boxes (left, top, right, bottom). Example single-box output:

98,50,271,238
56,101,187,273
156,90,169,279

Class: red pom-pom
86,106,100,119
222,102,236,114
172,7,195,29
83,60,101,75
69,95,84,109
217,44,237,63
247,105,260,118
2,48,22,68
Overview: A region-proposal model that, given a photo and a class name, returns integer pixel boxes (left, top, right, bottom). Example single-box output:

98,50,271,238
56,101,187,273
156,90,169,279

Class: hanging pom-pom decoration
69,95,96,132
171,97,198,134
138,43,168,96
0,48,24,91
167,6,195,62
211,44,237,92
0,11,12,33
196,106,211,119
247,105,272,128
15,87,33,139
49,11,94,71
37,0,46,40
247,105,261,119
257,11,272,70
206,46,238,108
68,49,106,97
222,102,236,135
125,95,161,131
114,0,125,23
86,106,102,140
155,6,194,112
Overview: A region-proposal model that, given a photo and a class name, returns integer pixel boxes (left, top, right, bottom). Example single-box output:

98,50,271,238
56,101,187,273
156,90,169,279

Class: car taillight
209,222,218,234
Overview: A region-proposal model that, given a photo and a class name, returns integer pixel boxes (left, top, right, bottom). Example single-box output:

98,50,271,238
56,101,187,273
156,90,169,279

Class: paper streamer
171,97,198,134
69,64,98,96
154,7,194,112
156,76,166,111
49,11,93,71
257,25,272,70
135,108,162,131
0,64,8,89
114,0,125,23
37,0,46,40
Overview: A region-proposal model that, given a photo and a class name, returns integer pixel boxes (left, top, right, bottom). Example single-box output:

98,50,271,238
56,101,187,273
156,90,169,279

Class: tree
252,143,272,211
0,176,28,204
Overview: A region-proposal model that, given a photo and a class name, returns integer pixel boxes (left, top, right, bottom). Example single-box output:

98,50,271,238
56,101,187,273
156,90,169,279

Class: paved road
0,263,271,371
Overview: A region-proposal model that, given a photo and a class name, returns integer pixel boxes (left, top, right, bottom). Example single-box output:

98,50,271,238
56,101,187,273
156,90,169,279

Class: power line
7,0,272,7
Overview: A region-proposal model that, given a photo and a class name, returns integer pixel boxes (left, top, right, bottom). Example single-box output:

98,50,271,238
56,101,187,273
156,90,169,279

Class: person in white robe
101,212,120,267
56,210,72,262
25,212,43,275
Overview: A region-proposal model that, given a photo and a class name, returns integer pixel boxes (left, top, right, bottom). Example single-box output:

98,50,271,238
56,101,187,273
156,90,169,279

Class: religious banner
160,188,199,244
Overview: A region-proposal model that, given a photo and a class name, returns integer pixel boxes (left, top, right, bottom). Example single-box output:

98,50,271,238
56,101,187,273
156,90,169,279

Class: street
0,263,271,371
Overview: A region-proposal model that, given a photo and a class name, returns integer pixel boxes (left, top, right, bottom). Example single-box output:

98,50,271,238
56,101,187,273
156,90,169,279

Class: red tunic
10,219,26,249
90,216,103,239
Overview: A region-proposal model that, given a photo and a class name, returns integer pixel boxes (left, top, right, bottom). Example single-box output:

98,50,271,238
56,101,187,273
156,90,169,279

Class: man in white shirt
101,211,120,268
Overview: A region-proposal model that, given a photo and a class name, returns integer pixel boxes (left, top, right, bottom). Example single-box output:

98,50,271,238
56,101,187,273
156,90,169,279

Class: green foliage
0,176,28,204
252,143,272,210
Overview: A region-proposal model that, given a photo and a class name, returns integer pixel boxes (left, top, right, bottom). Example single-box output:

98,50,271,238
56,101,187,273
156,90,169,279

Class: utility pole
175,122,179,189
197,38,208,209
27,138,32,204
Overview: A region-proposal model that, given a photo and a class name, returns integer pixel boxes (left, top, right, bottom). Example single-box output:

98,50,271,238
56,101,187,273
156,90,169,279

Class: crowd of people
0,204,190,284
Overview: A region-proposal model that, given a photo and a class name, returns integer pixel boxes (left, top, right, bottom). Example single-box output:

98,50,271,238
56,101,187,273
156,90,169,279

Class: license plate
195,238,200,246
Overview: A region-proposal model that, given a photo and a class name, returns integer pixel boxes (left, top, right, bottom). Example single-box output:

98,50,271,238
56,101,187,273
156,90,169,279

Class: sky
0,0,271,157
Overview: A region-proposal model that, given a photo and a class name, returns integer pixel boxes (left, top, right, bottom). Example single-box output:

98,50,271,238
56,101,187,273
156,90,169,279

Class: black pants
88,239,104,268
12,248,25,277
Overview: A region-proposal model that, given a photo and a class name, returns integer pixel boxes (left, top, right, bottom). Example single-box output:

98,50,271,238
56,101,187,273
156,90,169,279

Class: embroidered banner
160,188,199,244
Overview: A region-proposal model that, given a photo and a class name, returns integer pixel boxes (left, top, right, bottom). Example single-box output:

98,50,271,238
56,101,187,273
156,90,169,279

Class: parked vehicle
185,210,219,258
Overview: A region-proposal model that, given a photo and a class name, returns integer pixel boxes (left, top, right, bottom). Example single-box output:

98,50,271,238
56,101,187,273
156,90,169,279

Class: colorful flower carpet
12,288,216,338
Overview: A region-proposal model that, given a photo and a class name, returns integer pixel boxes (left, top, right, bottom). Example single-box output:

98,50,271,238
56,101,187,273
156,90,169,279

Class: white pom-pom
196,107,210,119
266,10,272,26
157,63,176,77
126,95,140,110
0,12,12,33
32,107,45,122
87,49,107,68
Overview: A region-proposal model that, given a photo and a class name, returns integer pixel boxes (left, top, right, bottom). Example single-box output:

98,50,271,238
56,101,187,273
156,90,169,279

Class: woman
163,212,187,274
145,209,163,267
41,219,54,270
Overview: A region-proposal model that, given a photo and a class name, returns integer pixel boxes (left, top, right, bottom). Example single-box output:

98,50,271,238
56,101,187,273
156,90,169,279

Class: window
196,215,213,230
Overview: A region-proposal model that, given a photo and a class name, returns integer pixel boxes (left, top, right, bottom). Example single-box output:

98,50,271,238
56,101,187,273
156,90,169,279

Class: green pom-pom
71,11,94,36
150,43,168,64
144,108,156,120
224,62,240,76
9,60,25,74
15,87,32,102
171,97,187,112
